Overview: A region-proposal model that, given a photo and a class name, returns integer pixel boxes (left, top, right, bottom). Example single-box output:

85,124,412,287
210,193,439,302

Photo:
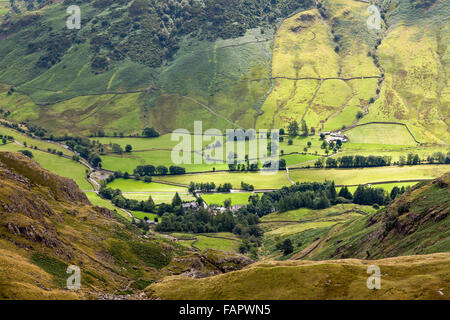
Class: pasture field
100,150,229,173
278,135,330,156
265,221,338,238
194,235,240,253
281,153,319,166
339,143,449,162
99,134,320,173
361,20,449,144
157,171,290,190
0,142,92,190
94,134,213,152
201,192,262,206
261,204,375,223
345,123,418,145
0,1,9,16
106,179,195,203
130,211,159,221
0,125,72,156
337,182,418,194
107,179,187,192
122,192,195,204
170,232,240,253
288,165,450,186
158,164,450,190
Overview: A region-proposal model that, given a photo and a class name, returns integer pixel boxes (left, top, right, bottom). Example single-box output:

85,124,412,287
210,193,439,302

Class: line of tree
323,155,393,168
133,164,186,176
426,152,450,164
188,181,232,193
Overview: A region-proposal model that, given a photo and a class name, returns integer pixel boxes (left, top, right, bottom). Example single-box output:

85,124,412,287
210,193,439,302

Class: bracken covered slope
304,173,450,260
0,152,252,299
147,174,450,300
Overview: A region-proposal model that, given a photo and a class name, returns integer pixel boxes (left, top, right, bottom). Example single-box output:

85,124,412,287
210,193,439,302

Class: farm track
301,79,323,121
293,222,344,260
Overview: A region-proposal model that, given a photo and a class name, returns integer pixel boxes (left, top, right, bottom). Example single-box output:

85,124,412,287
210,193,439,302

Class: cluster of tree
227,154,260,172
399,153,421,166
321,155,393,168
276,239,295,256
156,201,264,257
142,127,160,138
426,152,450,164
99,187,156,212
188,182,233,193
82,0,313,69
399,152,450,166
287,120,309,137
108,143,133,154
389,186,407,200
63,136,102,167
241,181,255,191
132,164,186,177
228,162,259,172
0,134,13,144
19,149,33,159
243,181,394,216
352,185,390,206
262,158,287,170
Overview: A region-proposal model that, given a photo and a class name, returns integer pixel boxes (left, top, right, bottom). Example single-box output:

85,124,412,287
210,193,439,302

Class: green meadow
106,179,194,204
158,164,449,189
0,125,72,156
201,192,262,206
346,123,417,145
171,232,240,253
0,142,92,190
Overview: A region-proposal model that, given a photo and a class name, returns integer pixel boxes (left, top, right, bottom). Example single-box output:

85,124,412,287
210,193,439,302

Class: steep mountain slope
0,0,313,134
148,253,450,299
0,151,252,299
303,173,449,260
147,174,450,300
0,0,447,141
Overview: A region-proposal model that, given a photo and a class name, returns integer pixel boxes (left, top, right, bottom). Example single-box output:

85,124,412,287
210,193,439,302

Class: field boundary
343,121,421,144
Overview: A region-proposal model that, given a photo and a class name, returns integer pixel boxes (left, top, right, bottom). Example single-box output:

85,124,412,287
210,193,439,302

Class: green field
346,124,418,145
122,192,195,204
0,125,72,156
157,165,450,189
201,192,262,206
171,232,240,253
0,142,92,190
289,165,450,186
93,134,212,152
101,150,229,174
261,204,376,223
339,143,449,162
107,179,187,192
337,182,418,194
158,171,290,190
106,179,194,204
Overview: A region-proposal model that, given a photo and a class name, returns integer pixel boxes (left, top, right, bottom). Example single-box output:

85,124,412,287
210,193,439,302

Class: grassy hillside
0,151,252,299
147,253,450,299
305,173,450,260
0,0,313,135
0,0,446,142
